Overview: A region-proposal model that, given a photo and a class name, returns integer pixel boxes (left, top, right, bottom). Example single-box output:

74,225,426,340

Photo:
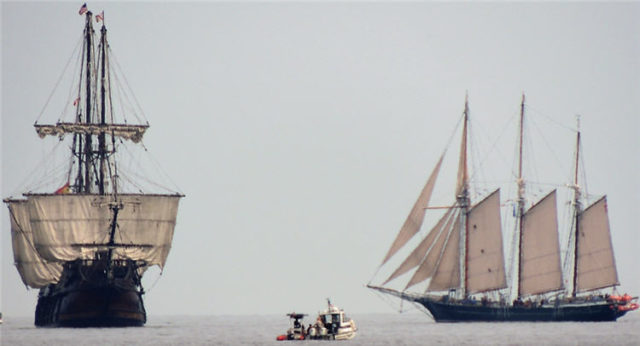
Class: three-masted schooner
4,9,183,327
368,95,638,322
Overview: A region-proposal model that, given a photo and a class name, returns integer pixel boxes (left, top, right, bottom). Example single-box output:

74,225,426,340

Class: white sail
466,190,506,293
383,208,454,285
426,215,461,291
576,196,619,292
519,190,563,296
111,195,181,268
28,194,181,268
403,209,459,289
29,195,112,261
381,154,445,265
7,200,62,288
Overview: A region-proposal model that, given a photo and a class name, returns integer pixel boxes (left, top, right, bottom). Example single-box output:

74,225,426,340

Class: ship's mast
83,12,94,194
458,95,470,298
516,94,526,299
75,12,96,193
98,24,108,195
73,11,113,195
36,10,148,194
95,19,122,268
571,116,582,297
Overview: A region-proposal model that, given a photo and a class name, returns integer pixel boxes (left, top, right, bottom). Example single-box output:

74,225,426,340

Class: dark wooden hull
35,286,146,327
34,257,146,327
415,297,627,322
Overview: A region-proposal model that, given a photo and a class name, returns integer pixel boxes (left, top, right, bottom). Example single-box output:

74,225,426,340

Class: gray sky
2,2,639,317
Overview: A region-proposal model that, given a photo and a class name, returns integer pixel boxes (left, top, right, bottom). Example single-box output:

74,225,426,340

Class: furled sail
27,194,181,268
383,208,455,285
35,123,148,143
576,196,619,292
7,199,62,288
381,154,445,265
519,190,563,296
426,215,461,291
466,190,506,293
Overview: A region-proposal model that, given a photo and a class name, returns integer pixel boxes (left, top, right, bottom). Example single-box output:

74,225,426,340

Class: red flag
73,97,80,106
78,3,88,15
54,182,71,195
95,11,104,22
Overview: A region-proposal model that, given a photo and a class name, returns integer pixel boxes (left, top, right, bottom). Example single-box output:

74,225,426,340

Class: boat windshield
323,314,341,324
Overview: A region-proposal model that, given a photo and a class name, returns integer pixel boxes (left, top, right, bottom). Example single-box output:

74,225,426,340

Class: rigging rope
526,104,576,132
8,139,66,196
110,64,135,124
139,141,185,195
143,269,163,294
60,40,84,123
35,35,84,124
114,140,182,194
109,49,148,125
467,109,517,188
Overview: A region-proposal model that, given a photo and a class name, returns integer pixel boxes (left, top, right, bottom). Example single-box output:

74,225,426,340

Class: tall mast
516,94,526,298
80,11,94,193
96,20,121,268
98,24,108,195
458,94,470,297
571,116,582,297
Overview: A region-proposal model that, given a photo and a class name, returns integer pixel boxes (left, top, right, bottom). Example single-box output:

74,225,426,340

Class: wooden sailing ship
368,95,638,321
5,8,183,327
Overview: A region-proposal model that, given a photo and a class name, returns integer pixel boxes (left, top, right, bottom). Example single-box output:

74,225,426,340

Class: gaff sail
519,190,563,296
576,197,619,292
466,189,507,293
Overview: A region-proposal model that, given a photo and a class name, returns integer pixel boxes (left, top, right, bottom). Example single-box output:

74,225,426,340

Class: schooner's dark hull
35,257,146,327
415,297,627,322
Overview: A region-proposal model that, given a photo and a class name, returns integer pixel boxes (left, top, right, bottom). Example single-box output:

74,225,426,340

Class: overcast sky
2,2,639,317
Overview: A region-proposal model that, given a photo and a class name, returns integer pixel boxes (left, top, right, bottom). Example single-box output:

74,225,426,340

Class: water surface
2,312,638,345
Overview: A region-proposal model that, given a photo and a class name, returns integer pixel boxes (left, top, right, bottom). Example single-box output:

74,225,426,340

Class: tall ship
368,95,638,322
4,8,183,327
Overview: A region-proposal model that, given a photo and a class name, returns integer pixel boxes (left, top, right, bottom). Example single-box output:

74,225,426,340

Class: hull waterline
415,297,627,322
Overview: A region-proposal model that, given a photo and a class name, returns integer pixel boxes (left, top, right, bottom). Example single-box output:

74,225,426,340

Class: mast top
456,95,470,200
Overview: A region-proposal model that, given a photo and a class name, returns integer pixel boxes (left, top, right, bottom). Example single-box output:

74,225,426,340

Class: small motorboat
276,313,307,340
277,299,357,341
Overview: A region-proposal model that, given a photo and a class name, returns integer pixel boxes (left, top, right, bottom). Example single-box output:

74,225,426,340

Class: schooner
368,95,638,321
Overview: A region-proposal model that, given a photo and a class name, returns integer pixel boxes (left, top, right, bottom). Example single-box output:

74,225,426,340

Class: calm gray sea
2,312,639,345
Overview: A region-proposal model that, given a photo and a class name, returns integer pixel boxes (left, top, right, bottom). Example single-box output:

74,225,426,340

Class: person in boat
481,296,489,306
